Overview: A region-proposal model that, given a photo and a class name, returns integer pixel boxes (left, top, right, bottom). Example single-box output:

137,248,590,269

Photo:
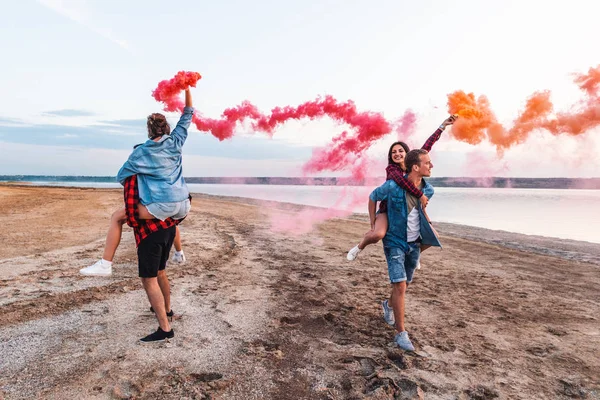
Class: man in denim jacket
369,149,441,351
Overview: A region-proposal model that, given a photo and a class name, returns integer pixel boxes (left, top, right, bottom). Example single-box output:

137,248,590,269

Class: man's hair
147,113,171,139
405,149,428,173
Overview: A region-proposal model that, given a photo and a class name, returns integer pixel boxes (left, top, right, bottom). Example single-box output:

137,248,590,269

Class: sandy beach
0,184,598,399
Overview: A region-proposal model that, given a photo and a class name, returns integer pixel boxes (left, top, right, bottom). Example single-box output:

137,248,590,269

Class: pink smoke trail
268,186,370,235
152,72,415,179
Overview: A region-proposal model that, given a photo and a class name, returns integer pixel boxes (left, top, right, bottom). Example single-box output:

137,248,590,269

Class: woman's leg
137,204,155,220
81,208,127,275
347,213,388,261
102,208,127,262
358,213,389,250
173,226,182,252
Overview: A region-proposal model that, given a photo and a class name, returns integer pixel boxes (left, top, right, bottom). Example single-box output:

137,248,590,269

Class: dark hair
387,141,410,166
147,113,171,139
405,149,428,173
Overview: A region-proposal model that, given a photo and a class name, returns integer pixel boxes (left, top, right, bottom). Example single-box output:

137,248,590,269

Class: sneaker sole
79,272,112,277
139,337,174,344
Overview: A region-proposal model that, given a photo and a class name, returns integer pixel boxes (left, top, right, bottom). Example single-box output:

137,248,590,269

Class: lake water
21,181,600,244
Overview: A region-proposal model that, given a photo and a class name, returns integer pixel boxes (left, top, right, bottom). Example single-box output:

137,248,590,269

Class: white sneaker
347,245,362,261
80,260,112,276
171,251,186,264
381,300,395,326
394,331,415,351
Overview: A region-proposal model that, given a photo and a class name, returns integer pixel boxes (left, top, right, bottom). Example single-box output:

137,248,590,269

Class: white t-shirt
406,206,420,242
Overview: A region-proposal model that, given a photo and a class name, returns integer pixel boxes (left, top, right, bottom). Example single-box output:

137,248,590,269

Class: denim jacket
370,178,442,251
116,107,194,205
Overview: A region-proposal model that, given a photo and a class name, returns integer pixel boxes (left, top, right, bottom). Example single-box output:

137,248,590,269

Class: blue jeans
384,243,421,283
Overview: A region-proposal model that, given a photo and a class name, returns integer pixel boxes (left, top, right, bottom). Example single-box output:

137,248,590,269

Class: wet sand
0,185,598,399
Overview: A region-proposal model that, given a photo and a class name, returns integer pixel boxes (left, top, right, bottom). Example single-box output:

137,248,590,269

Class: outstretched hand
441,114,458,129
185,88,193,108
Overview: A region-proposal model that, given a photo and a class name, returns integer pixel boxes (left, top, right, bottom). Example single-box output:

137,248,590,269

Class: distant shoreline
1,175,599,189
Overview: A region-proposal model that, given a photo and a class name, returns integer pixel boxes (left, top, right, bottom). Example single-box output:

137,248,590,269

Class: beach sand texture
0,185,598,399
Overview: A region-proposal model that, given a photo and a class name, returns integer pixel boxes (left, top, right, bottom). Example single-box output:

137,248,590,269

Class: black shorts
137,226,176,278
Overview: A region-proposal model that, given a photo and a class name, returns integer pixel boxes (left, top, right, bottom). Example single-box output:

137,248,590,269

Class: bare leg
141,277,171,332
157,270,171,313
102,208,127,262
137,204,156,220
173,226,182,252
358,213,388,250
390,281,407,332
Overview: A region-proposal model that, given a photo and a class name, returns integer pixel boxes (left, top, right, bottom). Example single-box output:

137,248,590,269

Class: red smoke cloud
447,64,600,150
152,71,202,112
152,72,412,178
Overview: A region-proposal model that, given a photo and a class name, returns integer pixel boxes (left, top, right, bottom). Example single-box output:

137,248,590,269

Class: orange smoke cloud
447,64,600,150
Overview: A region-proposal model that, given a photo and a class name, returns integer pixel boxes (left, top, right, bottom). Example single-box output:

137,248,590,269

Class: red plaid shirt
379,128,443,213
124,175,182,247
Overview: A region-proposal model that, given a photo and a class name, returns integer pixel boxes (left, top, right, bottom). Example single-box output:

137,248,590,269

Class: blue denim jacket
370,178,442,251
116,107,194,205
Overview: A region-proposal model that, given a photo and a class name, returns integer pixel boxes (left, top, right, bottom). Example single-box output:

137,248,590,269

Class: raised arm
171,89,195,147
421,114,457,151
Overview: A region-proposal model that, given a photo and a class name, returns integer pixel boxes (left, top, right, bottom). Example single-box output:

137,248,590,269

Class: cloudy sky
1,0,599,177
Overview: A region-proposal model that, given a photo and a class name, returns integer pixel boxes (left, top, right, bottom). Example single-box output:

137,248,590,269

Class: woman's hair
147,113,171,139
387,141,410,166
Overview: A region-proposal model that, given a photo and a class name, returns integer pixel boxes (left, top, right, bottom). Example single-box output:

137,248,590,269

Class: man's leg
138,227,176,342
157,270,171,313
390,281,407,332
141,277,171,332
384,247,415,351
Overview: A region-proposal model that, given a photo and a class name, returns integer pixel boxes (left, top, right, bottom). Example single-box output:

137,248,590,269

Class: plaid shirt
379,128,443,213
124,175,182,247
421,128,443,152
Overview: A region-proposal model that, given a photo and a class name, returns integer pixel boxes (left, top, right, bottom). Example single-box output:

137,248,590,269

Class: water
14,181,600,244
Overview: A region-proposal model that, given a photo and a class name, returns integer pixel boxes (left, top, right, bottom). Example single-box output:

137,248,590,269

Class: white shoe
381,300,395,326
171,250,186,264
347,245,362,261
394,331,415,351
80,260,112,276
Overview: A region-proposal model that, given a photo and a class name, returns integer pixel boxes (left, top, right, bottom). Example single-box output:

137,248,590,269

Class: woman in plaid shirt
347,115,457,261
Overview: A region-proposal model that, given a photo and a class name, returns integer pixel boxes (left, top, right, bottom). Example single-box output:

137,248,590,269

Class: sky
1,0,599,178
